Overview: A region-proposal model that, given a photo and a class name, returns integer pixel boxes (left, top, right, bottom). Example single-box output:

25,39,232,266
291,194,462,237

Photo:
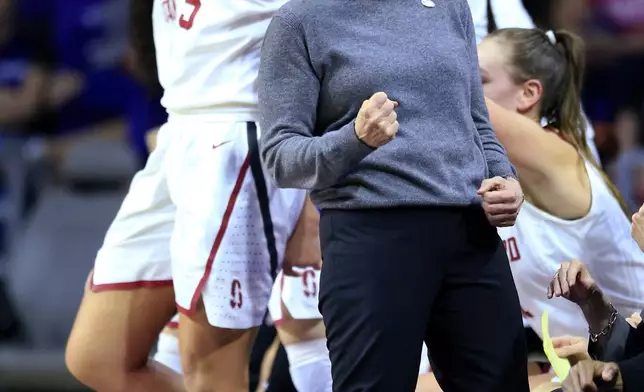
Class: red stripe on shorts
176,154,251,316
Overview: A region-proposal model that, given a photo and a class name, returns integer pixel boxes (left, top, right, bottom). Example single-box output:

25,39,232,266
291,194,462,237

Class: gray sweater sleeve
258,14,374,190
460,2,517,179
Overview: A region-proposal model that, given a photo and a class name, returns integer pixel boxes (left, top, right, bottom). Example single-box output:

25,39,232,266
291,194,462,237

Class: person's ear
516,79,543,114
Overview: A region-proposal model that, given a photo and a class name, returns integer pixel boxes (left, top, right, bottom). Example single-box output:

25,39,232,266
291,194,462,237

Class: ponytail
554,30,631,216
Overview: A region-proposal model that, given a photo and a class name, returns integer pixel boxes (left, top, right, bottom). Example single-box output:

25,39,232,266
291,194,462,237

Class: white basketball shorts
91,118,306,329
268,269,322,325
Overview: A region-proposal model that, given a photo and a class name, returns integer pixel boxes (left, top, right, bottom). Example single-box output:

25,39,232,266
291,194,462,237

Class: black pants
318,207,528,392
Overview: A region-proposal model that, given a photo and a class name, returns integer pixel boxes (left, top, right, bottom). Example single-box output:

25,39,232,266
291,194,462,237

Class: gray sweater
258,0,516,209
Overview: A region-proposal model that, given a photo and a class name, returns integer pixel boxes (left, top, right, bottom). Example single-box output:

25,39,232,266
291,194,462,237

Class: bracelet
588,304,618,342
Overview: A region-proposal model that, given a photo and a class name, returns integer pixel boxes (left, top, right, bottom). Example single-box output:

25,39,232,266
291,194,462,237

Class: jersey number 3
179,0,201,30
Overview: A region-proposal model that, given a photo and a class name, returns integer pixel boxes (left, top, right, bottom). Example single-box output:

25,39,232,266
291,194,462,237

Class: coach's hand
562,360,623,392
547,260,599,305
478,176,523,227
631,203,644,251
354,92,399,148
282,197,322,277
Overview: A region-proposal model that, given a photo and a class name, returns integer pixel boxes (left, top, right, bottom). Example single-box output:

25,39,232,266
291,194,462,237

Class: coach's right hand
354,92,399,148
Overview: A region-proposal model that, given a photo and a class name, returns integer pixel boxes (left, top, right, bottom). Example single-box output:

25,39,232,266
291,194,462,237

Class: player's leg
168,122,306,392
66,124,184,392
67,282,181,391
270,271,331,392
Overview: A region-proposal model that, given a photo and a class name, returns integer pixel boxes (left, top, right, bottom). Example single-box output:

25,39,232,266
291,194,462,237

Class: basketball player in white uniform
64,0,321,391
467,0,601,163
478,28,644,341
154,198,333,392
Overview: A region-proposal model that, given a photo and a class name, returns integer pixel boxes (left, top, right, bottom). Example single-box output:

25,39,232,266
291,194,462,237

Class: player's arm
484,97,576,180
282,196,321,276
0,66,47,126
129,0,160,93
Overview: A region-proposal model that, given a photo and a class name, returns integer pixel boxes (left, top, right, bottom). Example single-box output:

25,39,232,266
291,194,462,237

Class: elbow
260,145,295,189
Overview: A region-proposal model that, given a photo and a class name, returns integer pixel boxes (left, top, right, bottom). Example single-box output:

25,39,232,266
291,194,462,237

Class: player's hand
354,92,399,148
631,203,644,252
552,336,591,366
282,197,322,277
562,360,623,392
626,312,642,328
478,176,523,227
547,260,600,305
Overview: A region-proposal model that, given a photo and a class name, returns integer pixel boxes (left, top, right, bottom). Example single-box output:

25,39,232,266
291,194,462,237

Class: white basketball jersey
152,0,287,120
498,161,644,339
467,0,534,44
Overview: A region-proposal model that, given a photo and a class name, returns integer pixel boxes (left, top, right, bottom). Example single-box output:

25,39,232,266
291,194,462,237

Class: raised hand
354,92,399,148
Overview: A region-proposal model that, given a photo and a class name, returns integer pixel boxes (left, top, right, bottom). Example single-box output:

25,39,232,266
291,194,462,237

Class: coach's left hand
478,176,523,227
562,360,623,392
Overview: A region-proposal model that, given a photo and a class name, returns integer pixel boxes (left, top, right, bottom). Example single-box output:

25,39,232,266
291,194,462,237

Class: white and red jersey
467,0,534,44
498,161,644,339
152,0,287,121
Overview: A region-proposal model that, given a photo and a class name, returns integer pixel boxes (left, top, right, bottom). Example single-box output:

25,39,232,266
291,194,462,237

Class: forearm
260,122,373,190
294,196,320,236
129,0,159,91
580,288,614,337
582,289,632,361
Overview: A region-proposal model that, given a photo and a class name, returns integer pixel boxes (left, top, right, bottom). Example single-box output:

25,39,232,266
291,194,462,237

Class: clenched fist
354,92,399,148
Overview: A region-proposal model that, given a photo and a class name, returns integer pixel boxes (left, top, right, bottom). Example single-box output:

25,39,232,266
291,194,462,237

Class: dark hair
487,28,630,215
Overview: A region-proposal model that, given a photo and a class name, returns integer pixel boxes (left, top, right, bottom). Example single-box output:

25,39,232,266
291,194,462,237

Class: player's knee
182,369,246,392
277,317,325,345
183,372,215,392
65,338,127,391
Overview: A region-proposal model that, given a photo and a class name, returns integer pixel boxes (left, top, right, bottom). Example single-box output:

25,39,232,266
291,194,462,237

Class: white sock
284,338,332,392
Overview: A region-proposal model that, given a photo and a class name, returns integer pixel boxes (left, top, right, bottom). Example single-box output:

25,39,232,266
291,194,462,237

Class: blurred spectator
551,0,644,123
608,110,644,211
0,0,49,132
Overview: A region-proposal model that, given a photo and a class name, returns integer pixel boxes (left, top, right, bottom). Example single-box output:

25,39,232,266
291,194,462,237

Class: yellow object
542,310,571,380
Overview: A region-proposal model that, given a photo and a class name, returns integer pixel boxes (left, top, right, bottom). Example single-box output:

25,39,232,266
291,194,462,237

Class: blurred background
0,0,641,391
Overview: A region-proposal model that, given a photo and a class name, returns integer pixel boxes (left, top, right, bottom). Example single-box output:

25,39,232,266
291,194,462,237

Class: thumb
601,363,618,381
392,100,399,108
478,177,503,195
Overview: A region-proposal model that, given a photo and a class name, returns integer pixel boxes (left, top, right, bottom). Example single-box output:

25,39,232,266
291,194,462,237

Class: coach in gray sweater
258,1,527,391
